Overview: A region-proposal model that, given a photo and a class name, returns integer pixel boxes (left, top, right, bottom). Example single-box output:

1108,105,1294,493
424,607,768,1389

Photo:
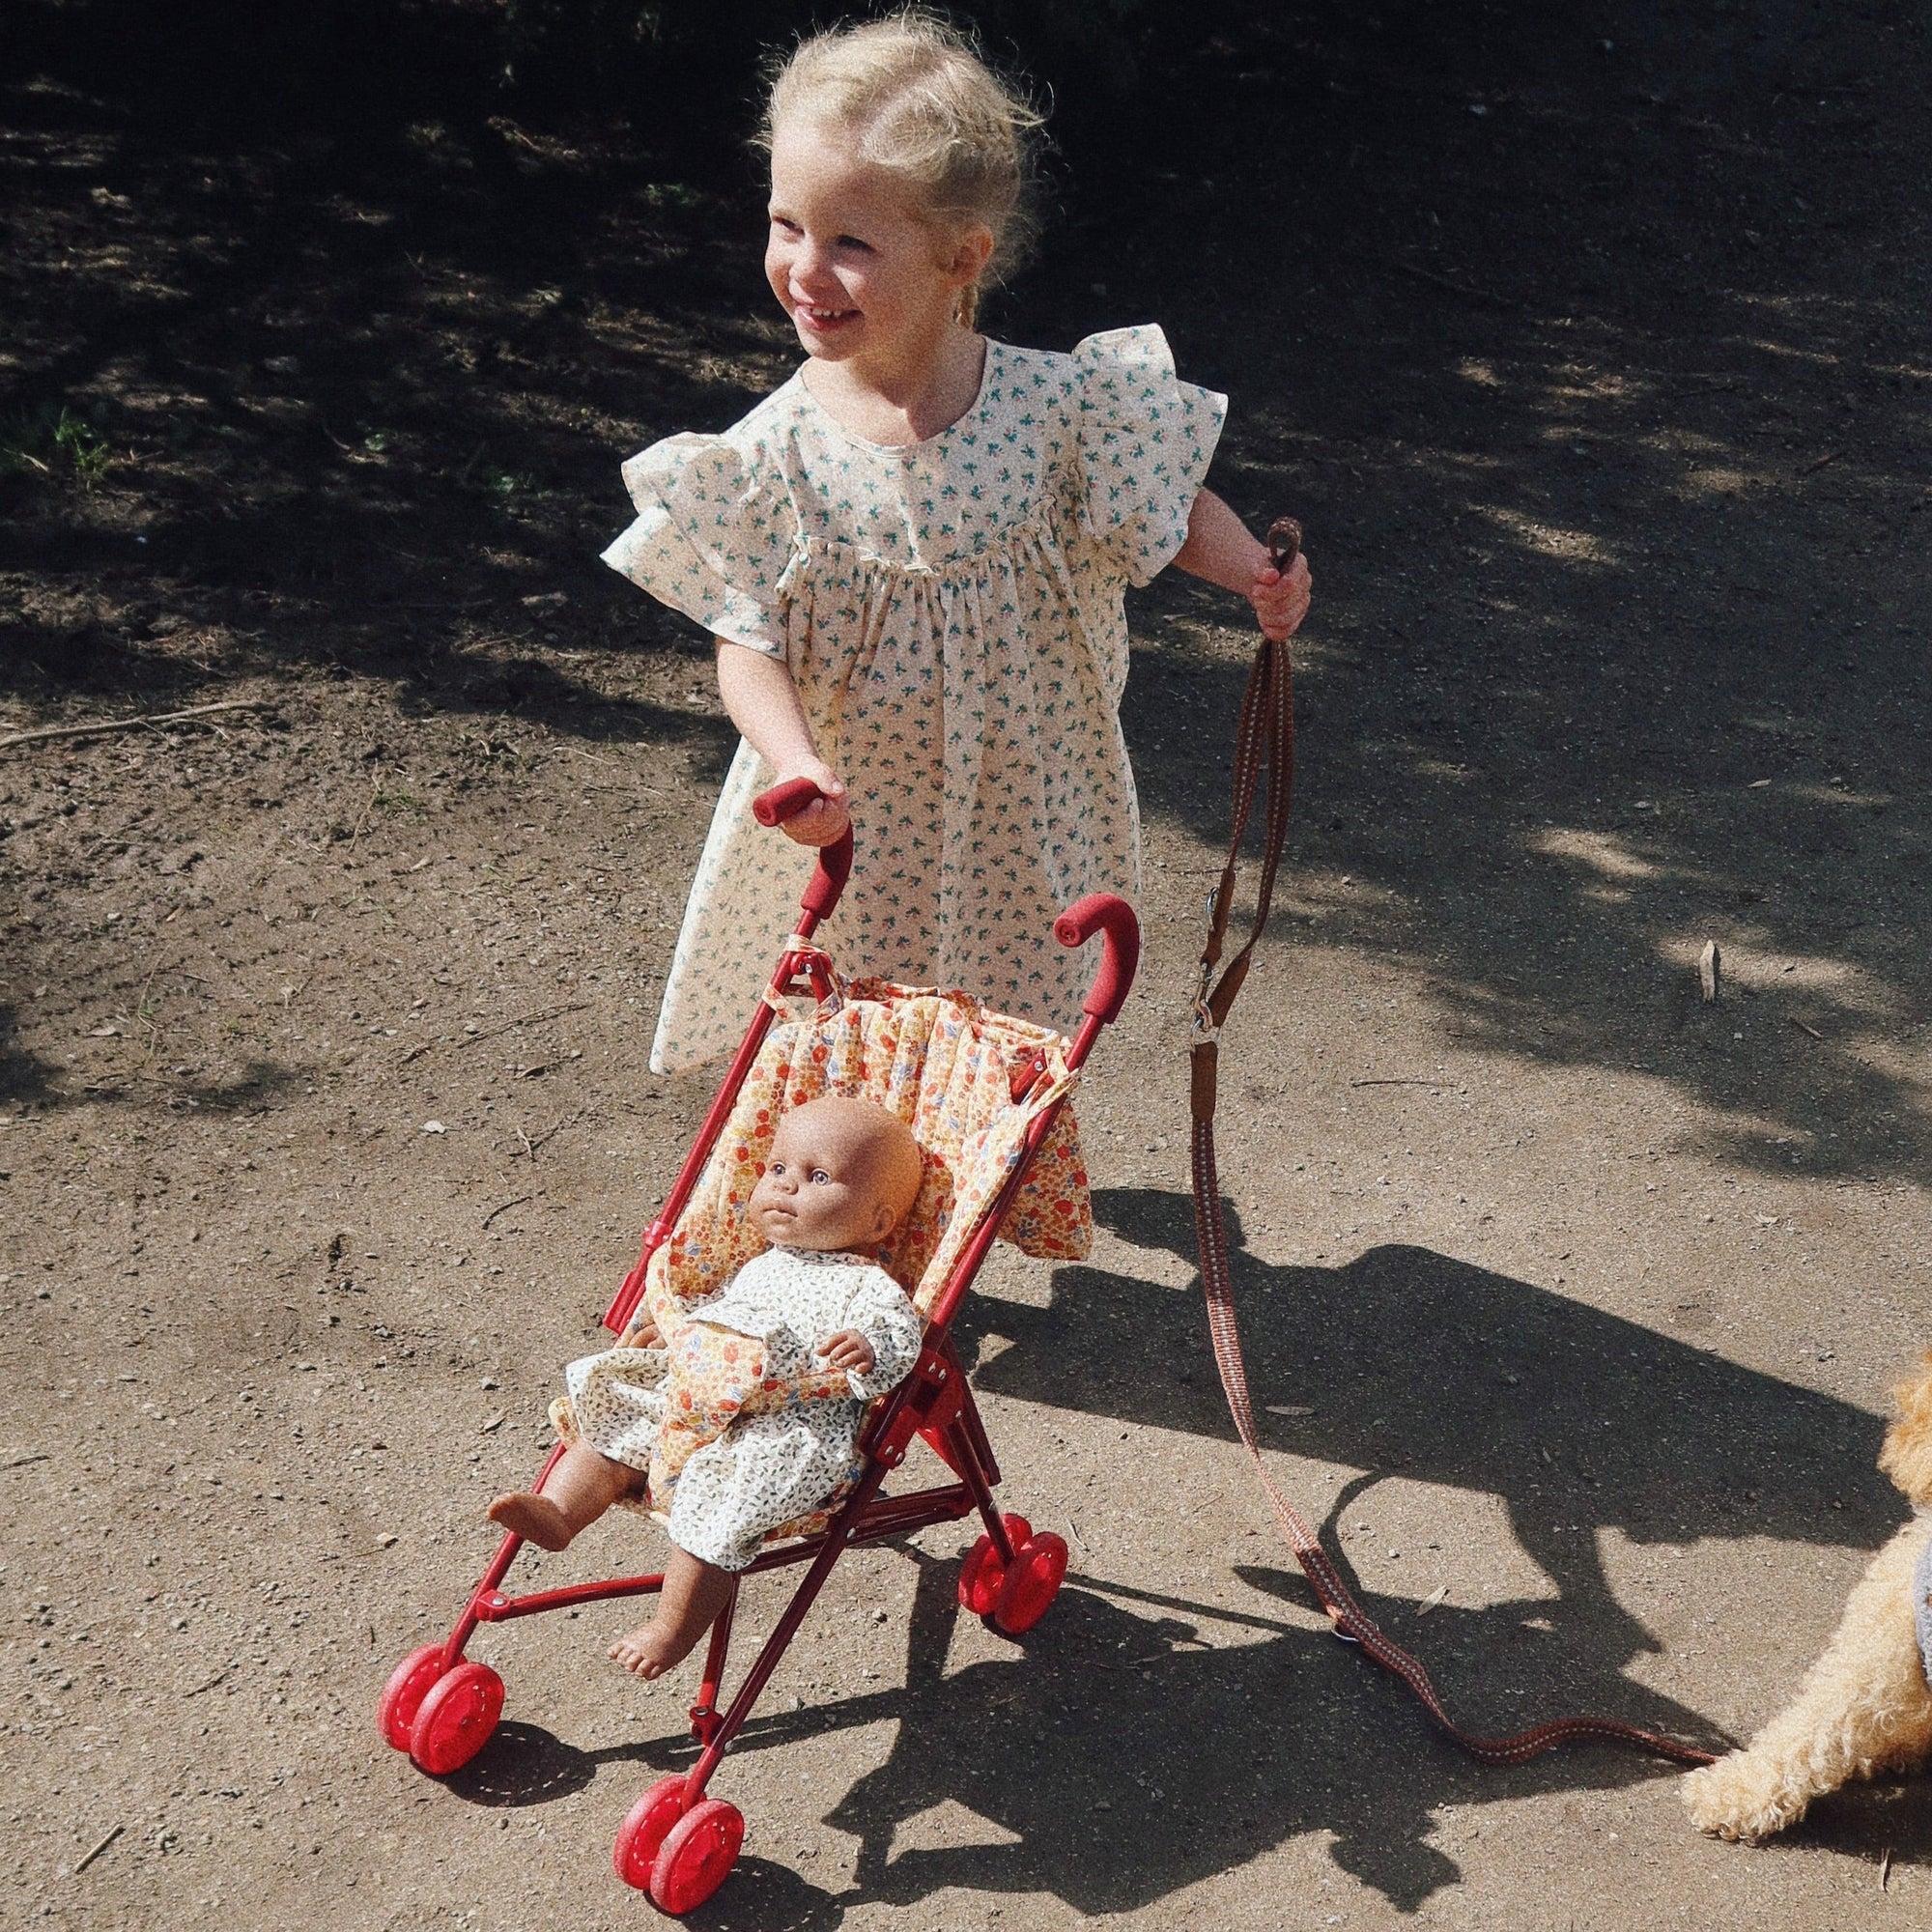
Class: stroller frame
379,779,1140,1913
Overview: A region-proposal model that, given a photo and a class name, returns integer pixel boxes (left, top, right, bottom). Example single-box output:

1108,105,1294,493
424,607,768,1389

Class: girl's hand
1249,549,1313,642
771,757,852,848
815,1328,876,1375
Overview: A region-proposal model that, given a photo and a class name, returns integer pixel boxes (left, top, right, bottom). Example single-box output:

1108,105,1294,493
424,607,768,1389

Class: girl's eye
770,215,801,237
836,235,872,254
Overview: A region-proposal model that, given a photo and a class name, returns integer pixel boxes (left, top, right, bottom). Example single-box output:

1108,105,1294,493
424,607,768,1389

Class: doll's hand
815,1329,876,1375
771,758,851,848
619,1312,662,1349
1249,549,1312,642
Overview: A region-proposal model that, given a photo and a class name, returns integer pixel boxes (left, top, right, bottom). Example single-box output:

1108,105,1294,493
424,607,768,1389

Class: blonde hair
759,11,1044,327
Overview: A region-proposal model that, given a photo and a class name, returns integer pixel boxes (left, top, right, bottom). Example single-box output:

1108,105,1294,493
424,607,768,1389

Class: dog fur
1681,1354,1932,1842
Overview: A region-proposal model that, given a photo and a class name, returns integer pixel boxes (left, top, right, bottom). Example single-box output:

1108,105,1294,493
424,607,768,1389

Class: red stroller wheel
613,1776,691,1889
408,1660,504,1775
957,1515,1032,1616
993,1530,1068,1634
378,1643,451,1751
650,1797,745,1914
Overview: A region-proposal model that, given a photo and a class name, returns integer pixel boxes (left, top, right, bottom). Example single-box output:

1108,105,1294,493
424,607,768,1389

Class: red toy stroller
377,778,1140,1914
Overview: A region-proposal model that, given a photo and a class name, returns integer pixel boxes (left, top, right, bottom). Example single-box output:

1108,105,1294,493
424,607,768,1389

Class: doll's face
749,1099,920,1253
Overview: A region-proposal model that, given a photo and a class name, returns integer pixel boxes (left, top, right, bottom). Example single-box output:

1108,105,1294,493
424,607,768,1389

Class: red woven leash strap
1187,519,1714,1771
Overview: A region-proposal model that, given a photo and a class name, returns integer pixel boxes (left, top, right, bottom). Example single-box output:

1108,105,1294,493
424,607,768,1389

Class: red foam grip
752,776,823,828
1053,894,1140,1024
752,779,853,923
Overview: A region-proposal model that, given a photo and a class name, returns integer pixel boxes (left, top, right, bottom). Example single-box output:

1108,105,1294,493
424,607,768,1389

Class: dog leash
1187,517,1716,1769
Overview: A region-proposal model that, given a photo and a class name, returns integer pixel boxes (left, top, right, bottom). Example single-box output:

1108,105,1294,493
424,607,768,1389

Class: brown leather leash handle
1186,515,1717,1771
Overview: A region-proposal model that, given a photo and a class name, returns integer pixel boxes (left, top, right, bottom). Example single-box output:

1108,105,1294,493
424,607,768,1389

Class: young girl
603,12,1311,1073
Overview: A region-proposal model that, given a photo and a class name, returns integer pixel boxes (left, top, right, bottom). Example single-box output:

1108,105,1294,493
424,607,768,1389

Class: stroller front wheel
378,1642,451,1752
409,1660,504,1776
651,1798,745,1914
613,1776,692,1889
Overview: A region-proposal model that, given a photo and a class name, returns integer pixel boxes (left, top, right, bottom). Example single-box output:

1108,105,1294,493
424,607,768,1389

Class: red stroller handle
1054,893,1140,1024
753,779,854,922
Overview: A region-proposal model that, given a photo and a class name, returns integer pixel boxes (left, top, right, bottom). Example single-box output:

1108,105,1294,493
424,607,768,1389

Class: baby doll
1682,1352,1932,1840
488,1095,924,1678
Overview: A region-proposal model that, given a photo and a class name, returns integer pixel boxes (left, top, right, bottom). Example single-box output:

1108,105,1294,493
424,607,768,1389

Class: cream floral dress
601,325,1226,1073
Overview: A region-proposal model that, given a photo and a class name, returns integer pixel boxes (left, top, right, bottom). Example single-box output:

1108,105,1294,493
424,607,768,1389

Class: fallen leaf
88,1025,119,1037
1416,1584,1449,1617
480,1412,504,1433
1264,1404,1315,1417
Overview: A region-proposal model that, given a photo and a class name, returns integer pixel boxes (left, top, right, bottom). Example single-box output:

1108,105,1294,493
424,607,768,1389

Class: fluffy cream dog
1682,1355,1932,1841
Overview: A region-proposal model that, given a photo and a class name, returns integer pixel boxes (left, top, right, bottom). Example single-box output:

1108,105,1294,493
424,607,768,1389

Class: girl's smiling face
765,116,988,373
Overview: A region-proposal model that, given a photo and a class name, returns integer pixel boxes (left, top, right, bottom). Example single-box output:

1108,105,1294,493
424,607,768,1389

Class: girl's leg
487,1441,643,1551
608,1547,736,1678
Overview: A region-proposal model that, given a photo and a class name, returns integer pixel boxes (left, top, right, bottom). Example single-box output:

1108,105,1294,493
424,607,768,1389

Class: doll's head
749,1096,923,1254
1878,1352,1932,1507
759,12,1041,334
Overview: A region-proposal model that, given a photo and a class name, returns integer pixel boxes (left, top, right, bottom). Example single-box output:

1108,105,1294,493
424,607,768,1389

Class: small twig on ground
1392,259,1523,309
1788,1015,1826,1041
455,1000,589,1049
183,1666,231,1697
1880,1847,1892,1890
0,697,272,753
482,1194,531,1229
74,1824,123,1872
1801,448,1843,475
1350,1077,1438,1088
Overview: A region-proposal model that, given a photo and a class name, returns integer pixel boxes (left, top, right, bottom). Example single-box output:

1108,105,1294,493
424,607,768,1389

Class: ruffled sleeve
598,432,797,654
1071,325,1227,586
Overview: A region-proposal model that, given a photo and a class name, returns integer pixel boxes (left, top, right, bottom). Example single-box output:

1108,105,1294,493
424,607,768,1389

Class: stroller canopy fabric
645,978,1092,1327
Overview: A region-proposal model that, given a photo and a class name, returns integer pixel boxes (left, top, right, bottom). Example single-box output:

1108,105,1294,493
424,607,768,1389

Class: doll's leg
608,1546,736,1679
487,1441,644,1551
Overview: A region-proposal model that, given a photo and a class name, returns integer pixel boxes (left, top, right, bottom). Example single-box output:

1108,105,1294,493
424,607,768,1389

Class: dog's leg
1683,1520,1932,1842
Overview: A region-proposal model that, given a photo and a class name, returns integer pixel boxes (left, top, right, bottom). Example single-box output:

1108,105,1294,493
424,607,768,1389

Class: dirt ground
6,2,1932,1927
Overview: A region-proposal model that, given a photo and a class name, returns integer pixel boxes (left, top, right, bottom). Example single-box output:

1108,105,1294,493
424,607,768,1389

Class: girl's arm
1169,487,1313,642
713,639,851,846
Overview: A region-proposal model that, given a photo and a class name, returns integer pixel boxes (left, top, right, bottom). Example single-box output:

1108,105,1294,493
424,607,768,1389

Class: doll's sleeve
599,432,797,654
838,1267,924,1403
1071,325,1228,586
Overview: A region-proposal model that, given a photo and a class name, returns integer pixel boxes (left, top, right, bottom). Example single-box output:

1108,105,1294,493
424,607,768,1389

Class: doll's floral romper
600,325,1226,1072
563,1245,922,1572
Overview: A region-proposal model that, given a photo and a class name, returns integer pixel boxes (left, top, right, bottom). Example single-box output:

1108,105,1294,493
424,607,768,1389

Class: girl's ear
944,224,995,289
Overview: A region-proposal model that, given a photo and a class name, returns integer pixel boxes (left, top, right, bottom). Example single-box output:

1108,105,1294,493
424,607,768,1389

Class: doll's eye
767,1160,785,1178
810,1168,832,1184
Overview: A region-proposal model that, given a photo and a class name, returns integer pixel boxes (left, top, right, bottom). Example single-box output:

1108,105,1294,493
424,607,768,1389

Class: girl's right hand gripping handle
1054,894,1140,1025
753,778,854,921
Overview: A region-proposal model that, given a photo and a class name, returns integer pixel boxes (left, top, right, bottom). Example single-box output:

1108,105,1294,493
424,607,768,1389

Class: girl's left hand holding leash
1249,549,1312,642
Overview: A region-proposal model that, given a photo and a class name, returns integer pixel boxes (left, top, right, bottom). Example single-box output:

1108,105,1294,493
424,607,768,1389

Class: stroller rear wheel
993,1530,1068,1634
651,1798,745,1914
378,1643,451,1752
957,1515,1033,1616
409,1660,504,1776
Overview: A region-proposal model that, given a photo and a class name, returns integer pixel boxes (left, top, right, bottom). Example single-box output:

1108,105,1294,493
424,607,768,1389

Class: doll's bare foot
486,1492,576,1551
609,1548,735,1679
488,1440,642,1551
